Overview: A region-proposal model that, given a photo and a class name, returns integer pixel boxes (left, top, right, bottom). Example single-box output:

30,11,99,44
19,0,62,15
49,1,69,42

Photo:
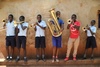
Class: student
3,14,16,60
52,11,64,63
64,14,80,61
83,20,97,59
34,14,46,62
16,16,28,62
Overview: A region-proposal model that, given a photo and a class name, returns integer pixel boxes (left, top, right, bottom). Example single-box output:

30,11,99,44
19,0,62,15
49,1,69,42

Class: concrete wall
0,0,100,59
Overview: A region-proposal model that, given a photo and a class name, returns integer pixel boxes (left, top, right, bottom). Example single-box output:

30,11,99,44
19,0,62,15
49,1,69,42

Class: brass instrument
14,21,24,27
29,22,38,28
67,19,72,24
47,9,62,37
2,19,8,25
2,19,21,27
2,19,7,22
0,19,8,32
82,25,89,31
0,19,24,32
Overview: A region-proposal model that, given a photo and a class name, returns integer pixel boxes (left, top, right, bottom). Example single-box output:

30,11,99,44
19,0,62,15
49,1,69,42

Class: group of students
3,10,97,63
3,15,28,62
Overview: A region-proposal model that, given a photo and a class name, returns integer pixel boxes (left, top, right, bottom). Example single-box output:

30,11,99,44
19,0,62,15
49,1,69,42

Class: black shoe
36,55,40,62
36,58,40,62
83,54,87,59
16,57,20,62
42,58,46,62
24,57,27,62
90,56,94,59
36,57,40,62
42,55,46,62
83,56,87,59
6,56,10,60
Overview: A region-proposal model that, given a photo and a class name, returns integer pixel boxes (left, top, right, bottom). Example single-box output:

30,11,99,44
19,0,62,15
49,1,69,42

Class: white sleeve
92,27,96,33
18,24,20,29
42,21,46,27
24,23,28,27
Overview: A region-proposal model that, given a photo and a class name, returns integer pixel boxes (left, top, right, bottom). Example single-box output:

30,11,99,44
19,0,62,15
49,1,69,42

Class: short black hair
37,14,42,19
56,11,61,15
20,15,25,20
91,20,96,23
72,14,77,18
9,14,13,19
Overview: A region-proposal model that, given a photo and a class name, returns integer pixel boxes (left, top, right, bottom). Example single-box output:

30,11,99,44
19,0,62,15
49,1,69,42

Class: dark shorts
17,36,26,48
6,36,16,47
52,36,62,48
35,37,46,48
86,36,97,49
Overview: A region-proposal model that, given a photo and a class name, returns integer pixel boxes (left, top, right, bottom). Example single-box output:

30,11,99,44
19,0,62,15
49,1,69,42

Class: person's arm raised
20,23,28,30
36,23,46,30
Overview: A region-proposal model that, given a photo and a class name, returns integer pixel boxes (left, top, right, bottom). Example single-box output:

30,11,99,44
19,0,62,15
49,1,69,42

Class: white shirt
18,22,28,36
6,20,15,36
35,20,46,37
87,26,96,37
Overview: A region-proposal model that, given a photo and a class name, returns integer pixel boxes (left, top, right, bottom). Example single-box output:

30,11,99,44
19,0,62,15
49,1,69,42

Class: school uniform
86,26,97,49
17,22,28,48
6,20,16,47
35,20,46,48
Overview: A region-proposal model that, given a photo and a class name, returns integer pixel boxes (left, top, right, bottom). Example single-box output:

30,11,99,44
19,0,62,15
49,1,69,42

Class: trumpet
0,20,24,32
82,25,89,31
2,19,8,25
29,22,38,28
67,19,72,24
2,19,7,22
47,8,62,37
0,19,7,32
14,21,24,27
2,19,23,27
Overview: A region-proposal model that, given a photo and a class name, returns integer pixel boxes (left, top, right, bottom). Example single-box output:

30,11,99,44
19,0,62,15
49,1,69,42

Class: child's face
91,21,95,26
8,16,13,21
37,16,41,22
56,12,60,18
19,17,24,21
71,15,76,21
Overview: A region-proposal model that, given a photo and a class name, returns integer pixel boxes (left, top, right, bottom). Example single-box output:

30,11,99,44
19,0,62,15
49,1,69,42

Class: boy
64,14,80,61
3,14,16,60
34,14,46,62
83,20,97,59
52,11,64,63
16,16,28,62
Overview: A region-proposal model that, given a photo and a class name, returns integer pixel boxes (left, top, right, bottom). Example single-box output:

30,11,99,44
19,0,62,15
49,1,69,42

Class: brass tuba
47,9,62,37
